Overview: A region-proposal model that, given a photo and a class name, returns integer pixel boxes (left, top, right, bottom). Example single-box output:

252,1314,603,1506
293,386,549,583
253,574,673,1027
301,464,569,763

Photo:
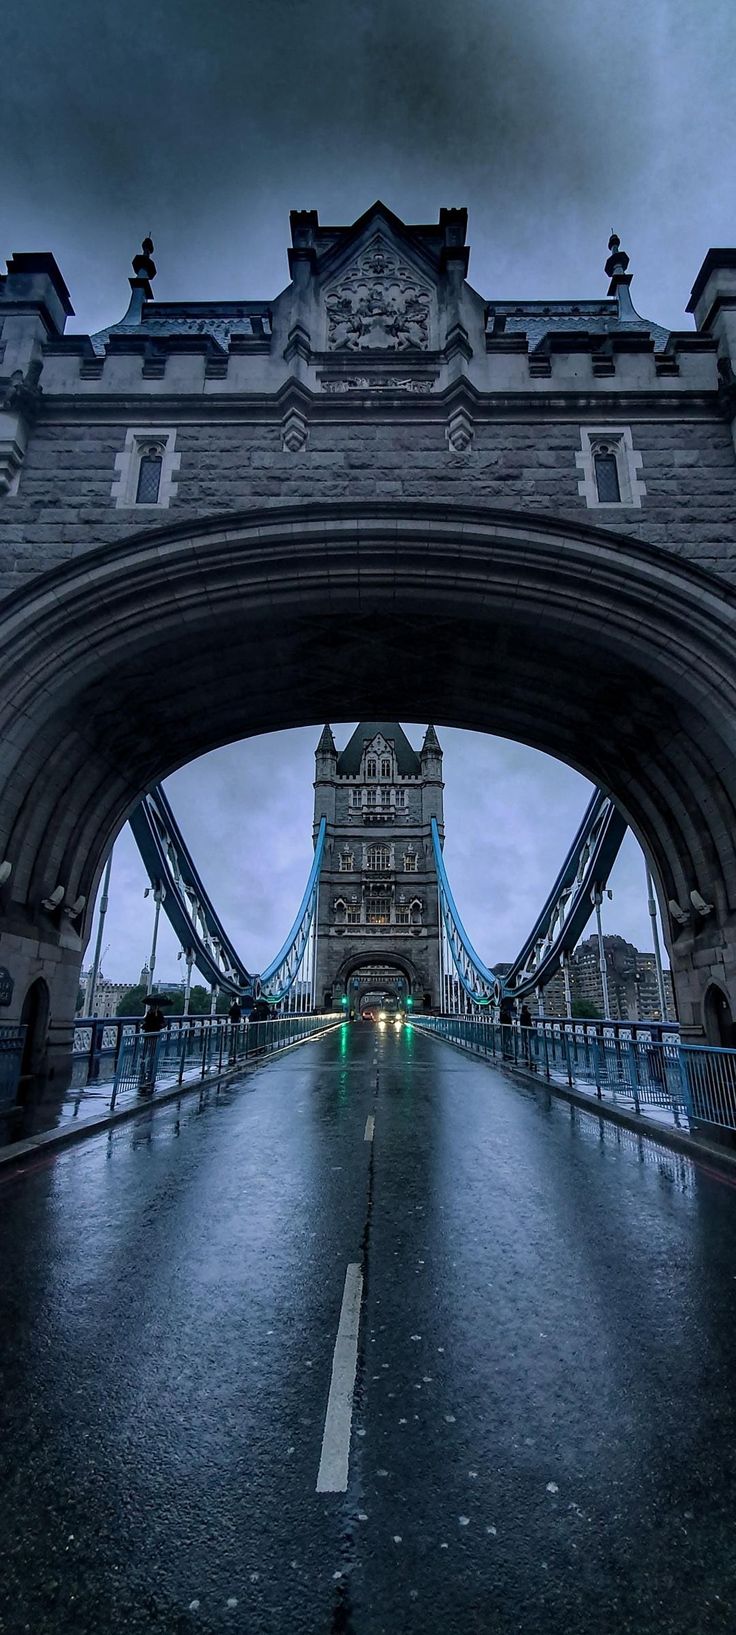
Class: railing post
563,1030,573,1088
541,1025,550,1082
628,1037,641,1115
178,1024,188,1085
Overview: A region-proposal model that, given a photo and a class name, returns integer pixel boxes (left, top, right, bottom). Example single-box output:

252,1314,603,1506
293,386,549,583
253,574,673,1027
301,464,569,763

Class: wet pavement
2,1020,736,1633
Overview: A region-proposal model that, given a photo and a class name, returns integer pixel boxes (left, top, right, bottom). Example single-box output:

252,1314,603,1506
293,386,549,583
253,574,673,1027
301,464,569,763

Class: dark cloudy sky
4,0,734,983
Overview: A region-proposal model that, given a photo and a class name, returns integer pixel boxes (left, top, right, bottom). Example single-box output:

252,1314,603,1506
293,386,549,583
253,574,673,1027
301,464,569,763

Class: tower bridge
1,202,735,1073
4,202,736,1635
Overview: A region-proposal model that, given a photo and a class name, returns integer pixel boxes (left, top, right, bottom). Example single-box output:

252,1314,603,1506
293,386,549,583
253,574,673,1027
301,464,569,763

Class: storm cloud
4,1,735,332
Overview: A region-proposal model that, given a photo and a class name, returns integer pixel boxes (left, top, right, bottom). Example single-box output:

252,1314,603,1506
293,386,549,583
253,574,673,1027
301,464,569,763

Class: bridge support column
671,916,736,1046
0,918,82,1092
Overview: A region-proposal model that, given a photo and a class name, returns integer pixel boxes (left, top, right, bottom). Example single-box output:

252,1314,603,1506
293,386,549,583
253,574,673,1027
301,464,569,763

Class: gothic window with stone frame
409,897,423,925
366,895,391,924
593,445,621,504
403,849,417,872
111,426,181,509
380,757,392,778
366,844,391,871
339,850,355,872
380,788,391,807
366,758,378,778
396,789,407,809
366,789,377,808
346,905,361,924
135,445,164,504
575,426,645,509
396,906,411,924
334,896,348,923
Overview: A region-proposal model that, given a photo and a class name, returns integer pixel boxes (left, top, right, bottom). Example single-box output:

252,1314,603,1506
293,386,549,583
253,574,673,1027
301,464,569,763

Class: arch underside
331,949,422,995
0,501,734,1030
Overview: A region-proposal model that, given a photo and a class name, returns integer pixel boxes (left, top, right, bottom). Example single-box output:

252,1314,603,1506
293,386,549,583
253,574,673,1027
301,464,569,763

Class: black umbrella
144,993,175,1006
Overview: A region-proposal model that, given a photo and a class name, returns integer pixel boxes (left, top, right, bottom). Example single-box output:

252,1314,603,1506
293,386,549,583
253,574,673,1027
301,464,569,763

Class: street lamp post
182,949,194,1016
85,850,113,1016
592,886,611,1018
561,951,573,1017
646,865,669,1022
146,883,165,995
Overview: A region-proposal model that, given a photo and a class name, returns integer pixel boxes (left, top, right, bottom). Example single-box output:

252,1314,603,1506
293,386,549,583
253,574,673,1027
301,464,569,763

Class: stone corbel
282,407,309,452
444,322,473,363
0,365,41,495
446,406,474,454
0,408,28,495
284,322,311,365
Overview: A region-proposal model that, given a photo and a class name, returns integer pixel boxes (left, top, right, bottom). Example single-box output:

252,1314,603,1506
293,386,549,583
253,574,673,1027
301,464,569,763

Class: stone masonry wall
1,411,734,602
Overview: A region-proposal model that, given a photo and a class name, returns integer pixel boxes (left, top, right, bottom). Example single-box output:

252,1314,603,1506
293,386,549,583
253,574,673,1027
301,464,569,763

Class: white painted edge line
364,1115,375,1143
316,1262,364,1493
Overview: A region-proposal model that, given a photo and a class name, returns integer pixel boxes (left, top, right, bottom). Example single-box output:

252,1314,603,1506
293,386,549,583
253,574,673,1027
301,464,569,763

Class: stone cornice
33,383,724,425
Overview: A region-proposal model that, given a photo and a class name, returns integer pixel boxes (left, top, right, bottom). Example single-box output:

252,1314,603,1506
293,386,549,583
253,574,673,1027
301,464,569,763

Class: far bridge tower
313,723,443,1012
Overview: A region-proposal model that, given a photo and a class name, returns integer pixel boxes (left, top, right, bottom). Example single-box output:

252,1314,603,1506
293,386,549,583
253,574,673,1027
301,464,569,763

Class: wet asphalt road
2,1022,736,1634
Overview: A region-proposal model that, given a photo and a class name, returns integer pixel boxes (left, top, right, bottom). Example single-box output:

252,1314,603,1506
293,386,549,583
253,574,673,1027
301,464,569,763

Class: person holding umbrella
138,993,172,1094
228,993,242,1062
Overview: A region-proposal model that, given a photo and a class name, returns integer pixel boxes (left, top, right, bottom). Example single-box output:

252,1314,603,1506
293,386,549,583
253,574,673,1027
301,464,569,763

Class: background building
313,722,443,1010
542,934,675,1021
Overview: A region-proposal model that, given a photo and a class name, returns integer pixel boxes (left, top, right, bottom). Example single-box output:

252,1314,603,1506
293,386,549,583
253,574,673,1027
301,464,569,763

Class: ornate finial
605,230,630,287
131,236,156,285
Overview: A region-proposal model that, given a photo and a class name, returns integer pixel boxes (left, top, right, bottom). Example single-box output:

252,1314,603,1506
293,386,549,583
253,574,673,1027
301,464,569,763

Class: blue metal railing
413,1014,736,1138
110,1012,340,1109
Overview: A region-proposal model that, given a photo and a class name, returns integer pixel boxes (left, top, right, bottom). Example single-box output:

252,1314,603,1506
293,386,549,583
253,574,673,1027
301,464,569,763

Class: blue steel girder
128,785,252,995
259,818,326,1003
431,789,627,1005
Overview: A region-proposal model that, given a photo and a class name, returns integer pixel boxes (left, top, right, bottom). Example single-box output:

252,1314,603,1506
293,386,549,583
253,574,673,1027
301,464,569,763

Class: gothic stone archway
329,948,424,1009
0,501,734,1063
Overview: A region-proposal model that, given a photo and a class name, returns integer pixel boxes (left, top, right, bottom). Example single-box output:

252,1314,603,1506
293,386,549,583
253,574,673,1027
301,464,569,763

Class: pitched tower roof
336,722,421,776
315,723,337,755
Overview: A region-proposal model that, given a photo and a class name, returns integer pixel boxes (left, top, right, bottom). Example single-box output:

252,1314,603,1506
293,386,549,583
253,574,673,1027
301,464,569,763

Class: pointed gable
336,722,421,777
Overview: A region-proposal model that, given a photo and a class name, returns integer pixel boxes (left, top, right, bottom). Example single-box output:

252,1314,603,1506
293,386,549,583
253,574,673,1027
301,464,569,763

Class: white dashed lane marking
364,1115,375,1142
316,1263,364,1493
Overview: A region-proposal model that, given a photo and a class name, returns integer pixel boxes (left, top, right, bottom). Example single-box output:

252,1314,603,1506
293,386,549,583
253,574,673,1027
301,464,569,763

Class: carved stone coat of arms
325,237,431,352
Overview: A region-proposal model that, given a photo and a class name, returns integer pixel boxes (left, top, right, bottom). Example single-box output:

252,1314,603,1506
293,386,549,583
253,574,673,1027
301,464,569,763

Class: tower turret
314,724,337,830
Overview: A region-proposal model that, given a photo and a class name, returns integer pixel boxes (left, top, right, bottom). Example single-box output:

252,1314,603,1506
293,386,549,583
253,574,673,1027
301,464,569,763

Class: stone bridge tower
313,723,443,1010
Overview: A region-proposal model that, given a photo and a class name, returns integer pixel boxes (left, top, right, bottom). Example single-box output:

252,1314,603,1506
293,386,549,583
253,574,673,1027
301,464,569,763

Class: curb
0,1023,341,1171
416,1029,736,1177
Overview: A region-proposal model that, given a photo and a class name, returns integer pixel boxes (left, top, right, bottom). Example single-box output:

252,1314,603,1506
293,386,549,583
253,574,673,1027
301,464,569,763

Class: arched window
367,845,391,870
136,445,164,504
333,897,347,923
409,897,423,925
593,443,621,504
366,758,378,778
380,757,392,778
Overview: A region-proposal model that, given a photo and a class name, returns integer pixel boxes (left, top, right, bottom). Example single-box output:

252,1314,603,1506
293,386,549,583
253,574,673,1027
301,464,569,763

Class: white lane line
316,1263,364,1493
364,1115,375,1142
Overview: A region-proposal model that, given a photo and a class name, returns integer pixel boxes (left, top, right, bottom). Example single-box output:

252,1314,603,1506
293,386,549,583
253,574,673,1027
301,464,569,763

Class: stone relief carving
325,237,431,352
321,377,434,393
